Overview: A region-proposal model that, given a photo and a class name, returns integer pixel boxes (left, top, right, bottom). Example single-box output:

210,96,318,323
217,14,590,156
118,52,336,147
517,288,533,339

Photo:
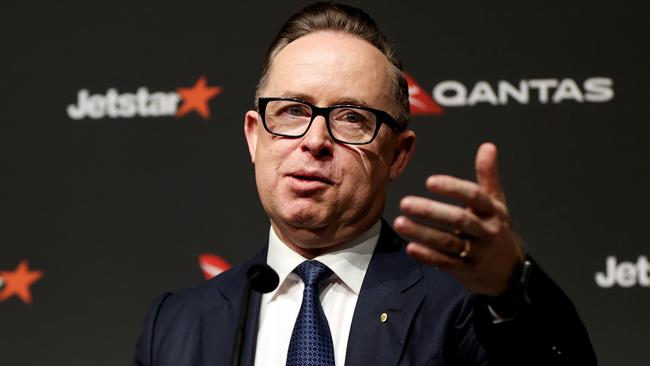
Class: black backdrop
1,1,648,365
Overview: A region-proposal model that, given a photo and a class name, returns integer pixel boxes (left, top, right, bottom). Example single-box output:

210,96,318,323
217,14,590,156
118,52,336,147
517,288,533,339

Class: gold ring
458,239,471,259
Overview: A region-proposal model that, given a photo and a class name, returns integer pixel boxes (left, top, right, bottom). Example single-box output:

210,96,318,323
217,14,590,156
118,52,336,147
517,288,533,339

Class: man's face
245,31,414,252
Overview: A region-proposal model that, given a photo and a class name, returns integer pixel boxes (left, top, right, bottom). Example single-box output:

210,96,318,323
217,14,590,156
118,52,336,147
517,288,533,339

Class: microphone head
247,263,279,294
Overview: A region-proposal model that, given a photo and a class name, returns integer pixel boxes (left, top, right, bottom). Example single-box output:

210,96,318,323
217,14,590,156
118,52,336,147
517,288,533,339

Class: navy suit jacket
132,222,596,365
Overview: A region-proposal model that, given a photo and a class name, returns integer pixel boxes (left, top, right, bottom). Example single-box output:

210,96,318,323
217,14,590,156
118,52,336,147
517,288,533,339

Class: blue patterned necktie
286,260,335,366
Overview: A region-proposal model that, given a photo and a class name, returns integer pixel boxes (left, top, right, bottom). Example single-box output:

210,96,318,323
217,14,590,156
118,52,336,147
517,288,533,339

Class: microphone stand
232,263,279,366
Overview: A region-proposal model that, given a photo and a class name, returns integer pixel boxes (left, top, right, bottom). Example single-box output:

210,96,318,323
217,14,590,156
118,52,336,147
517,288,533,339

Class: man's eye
345,113,362,122
338,111,366,123
285,105,310,117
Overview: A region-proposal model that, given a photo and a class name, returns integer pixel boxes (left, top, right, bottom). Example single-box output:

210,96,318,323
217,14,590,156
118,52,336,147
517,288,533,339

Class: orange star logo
176,76,222,119
0,260,44,305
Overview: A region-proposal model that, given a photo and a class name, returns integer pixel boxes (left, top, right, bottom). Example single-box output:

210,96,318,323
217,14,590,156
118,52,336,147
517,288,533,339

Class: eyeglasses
258,97,405,145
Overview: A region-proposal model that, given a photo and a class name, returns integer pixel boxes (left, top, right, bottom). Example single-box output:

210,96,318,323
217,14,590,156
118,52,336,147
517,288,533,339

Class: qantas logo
0,260,44,305
198,253,231,280
405,74,614,114
404,73,444,116
67,76,222,120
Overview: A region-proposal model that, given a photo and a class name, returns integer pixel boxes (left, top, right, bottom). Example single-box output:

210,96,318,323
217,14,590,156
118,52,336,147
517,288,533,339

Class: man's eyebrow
278,93,372,108
330,97,372,107
277,93,313,102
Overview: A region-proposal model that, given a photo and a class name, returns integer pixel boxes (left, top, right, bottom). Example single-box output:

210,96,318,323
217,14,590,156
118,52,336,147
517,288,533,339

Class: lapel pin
380,312,388,323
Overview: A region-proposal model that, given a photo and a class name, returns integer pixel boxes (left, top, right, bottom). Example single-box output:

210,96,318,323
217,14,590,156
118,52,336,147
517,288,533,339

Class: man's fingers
399,196,488,237
405,242,464,271
475,142,506,202
394,216,467,256
426,175,495,216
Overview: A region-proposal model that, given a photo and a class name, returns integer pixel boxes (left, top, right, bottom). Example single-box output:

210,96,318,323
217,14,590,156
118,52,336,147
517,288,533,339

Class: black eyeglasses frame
257,97,405,145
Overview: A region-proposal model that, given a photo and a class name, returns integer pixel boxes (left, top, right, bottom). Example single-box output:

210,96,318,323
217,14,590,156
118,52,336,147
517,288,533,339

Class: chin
282,208,329,229
273,197,328,225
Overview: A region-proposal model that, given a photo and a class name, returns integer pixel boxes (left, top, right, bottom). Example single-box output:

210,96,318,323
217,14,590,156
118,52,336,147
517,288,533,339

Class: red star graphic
176,76,222,119
0,260,43,305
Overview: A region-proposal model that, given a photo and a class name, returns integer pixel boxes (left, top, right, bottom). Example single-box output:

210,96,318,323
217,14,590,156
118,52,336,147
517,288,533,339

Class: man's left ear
389,130,416,180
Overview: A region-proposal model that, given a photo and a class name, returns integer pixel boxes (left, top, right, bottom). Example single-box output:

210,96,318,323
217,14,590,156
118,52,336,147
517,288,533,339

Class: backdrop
1,1,648,365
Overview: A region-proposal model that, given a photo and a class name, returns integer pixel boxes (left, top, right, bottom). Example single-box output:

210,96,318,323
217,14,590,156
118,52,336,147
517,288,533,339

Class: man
133,3,596,365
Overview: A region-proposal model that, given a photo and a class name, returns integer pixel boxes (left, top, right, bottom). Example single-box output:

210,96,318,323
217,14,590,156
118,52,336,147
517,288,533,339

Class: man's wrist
487,255,534,321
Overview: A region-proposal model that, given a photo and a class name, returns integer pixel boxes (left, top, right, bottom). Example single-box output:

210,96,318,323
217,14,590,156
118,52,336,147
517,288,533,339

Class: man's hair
255,2,410,126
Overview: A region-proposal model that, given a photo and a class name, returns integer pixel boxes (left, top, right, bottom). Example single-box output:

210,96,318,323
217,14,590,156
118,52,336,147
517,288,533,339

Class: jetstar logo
0,260,44,305
405,74,614,114
67,76,222,120
595,256,649,288
198,253,231,280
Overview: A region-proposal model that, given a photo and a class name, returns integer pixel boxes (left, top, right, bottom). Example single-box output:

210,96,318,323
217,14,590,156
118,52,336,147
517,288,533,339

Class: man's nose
300,115,334,157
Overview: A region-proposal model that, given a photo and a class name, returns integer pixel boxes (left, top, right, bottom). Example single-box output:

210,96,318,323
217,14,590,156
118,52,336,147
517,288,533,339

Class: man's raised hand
394,142,524,296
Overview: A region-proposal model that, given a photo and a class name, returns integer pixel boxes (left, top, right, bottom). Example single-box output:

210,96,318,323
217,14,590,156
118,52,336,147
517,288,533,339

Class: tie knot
293,260,332,287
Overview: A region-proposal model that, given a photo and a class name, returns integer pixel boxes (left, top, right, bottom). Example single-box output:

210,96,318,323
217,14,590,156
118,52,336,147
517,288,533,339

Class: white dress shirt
253,221,381,366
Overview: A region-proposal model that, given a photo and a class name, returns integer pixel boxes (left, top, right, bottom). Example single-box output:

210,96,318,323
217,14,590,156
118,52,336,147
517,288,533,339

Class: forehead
263,31,394,110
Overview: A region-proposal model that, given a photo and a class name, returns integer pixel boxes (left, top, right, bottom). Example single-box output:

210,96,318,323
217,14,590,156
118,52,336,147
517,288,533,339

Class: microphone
232,263,279,366
248,263,280,293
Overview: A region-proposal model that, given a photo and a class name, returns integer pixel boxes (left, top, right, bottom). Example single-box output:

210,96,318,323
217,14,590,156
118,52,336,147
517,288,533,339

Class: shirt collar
265,221,381,302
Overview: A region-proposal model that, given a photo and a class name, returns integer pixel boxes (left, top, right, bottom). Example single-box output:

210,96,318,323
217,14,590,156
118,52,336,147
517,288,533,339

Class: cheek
346,143,392,182
255,139,295,184
339,149,388,199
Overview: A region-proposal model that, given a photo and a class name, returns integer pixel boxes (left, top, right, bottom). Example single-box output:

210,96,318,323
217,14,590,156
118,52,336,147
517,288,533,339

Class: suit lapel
345,221,424,366
200,247,267,366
